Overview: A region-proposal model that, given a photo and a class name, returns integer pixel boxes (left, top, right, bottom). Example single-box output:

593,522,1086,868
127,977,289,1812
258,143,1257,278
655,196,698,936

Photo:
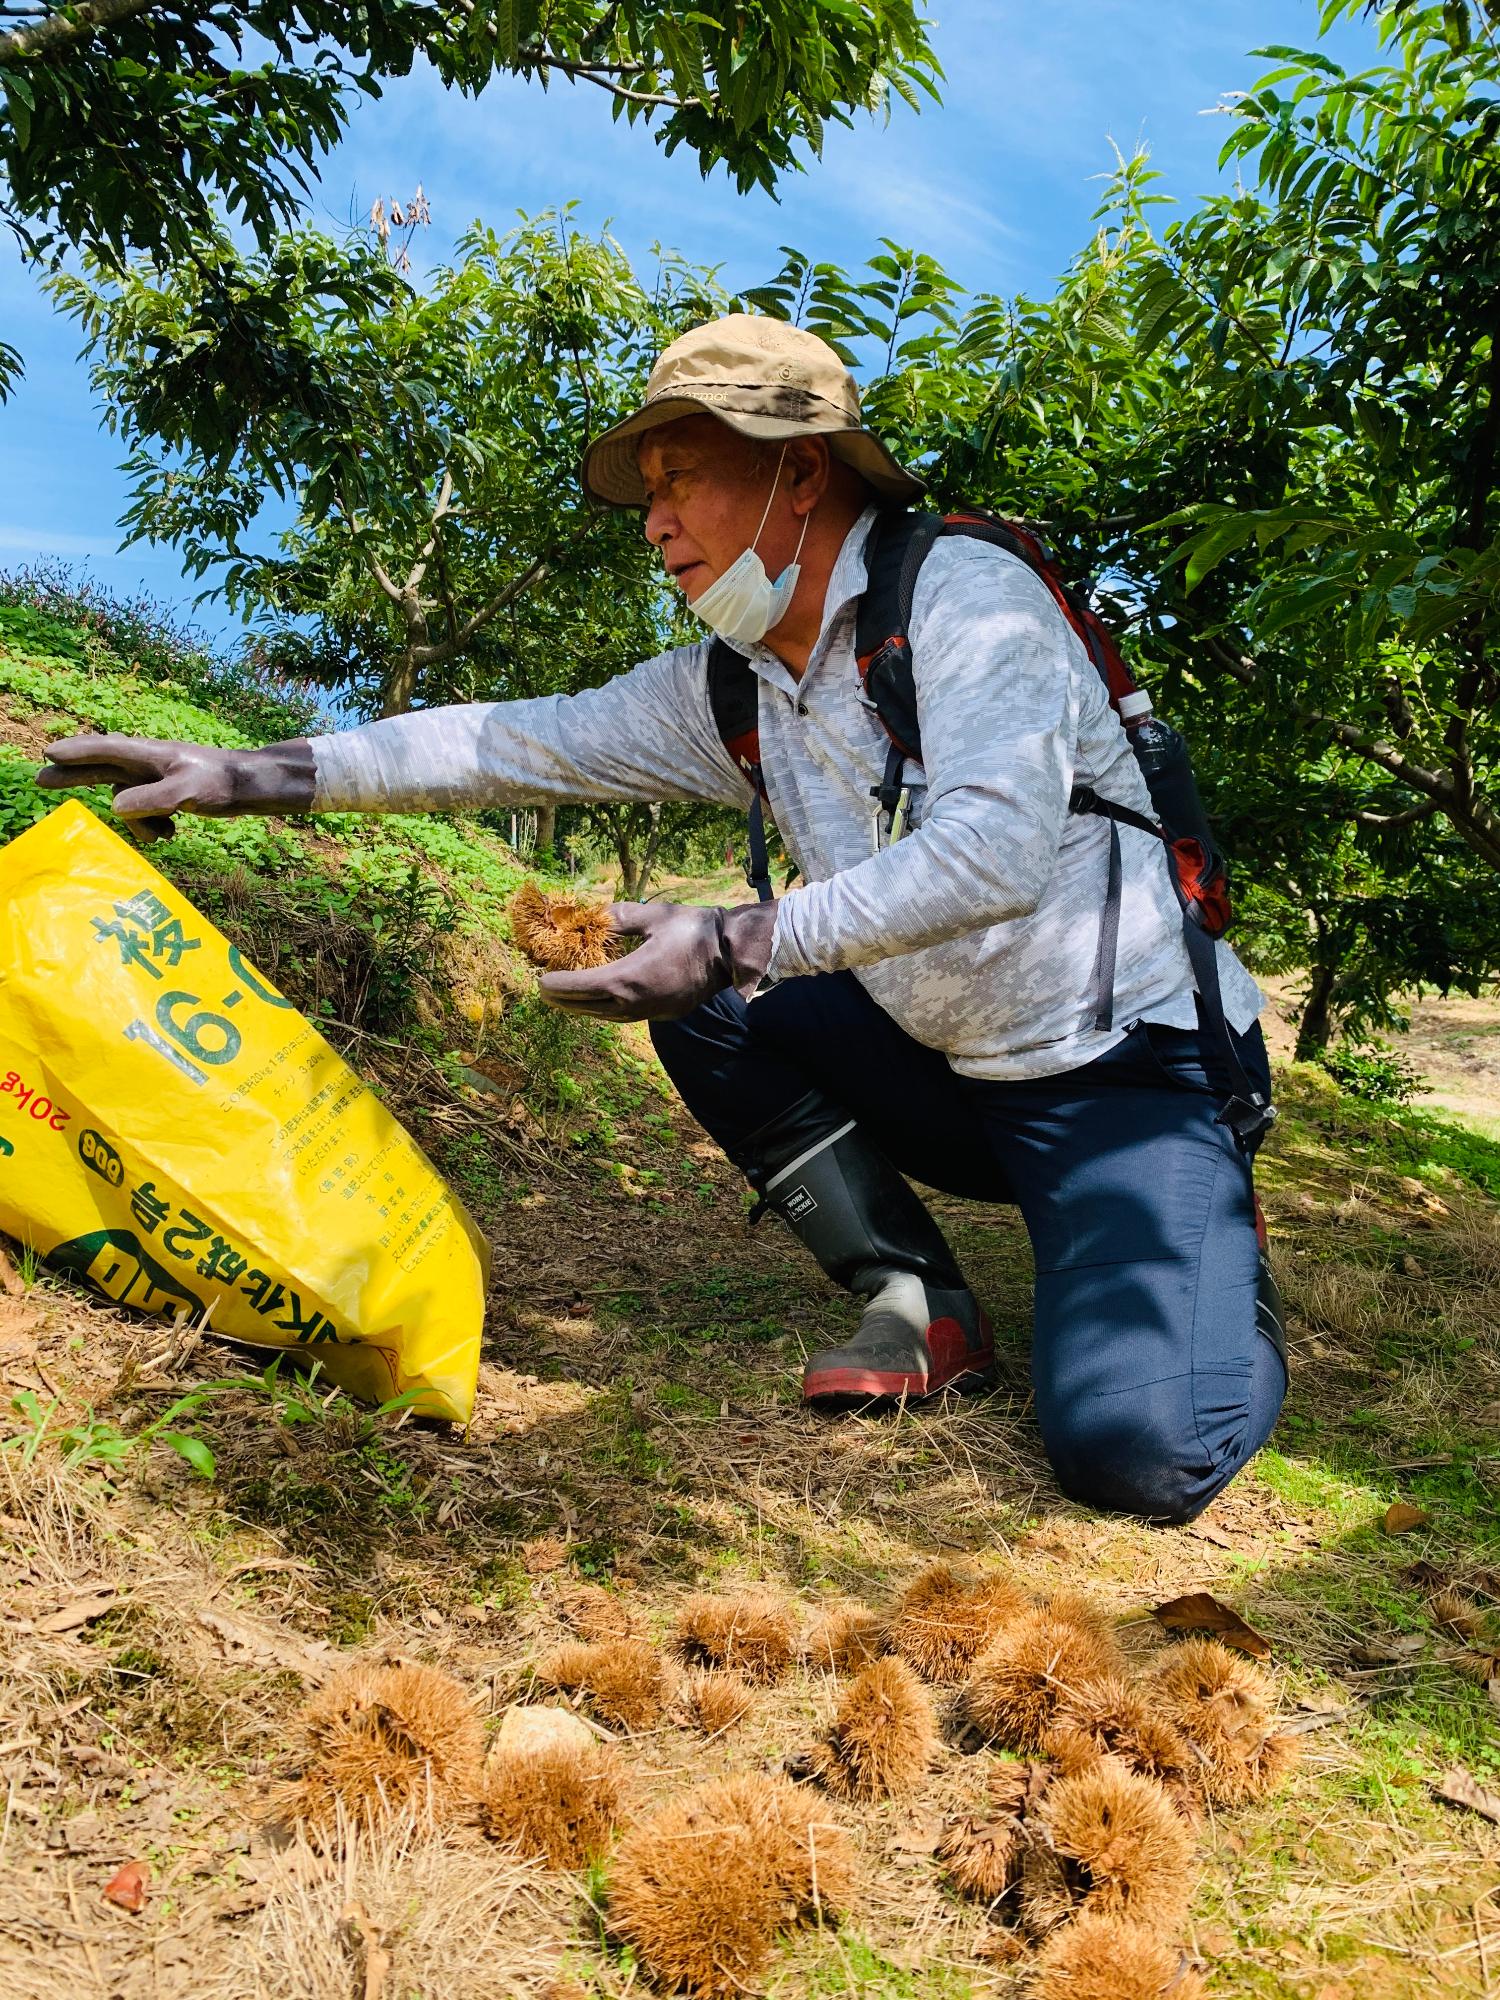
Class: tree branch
1201,632,1500,866
401,466,454,598
0,0,155,64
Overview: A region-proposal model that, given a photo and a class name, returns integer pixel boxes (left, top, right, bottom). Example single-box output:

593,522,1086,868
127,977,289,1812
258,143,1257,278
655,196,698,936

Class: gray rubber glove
539,900,779,1022
36,733,316,841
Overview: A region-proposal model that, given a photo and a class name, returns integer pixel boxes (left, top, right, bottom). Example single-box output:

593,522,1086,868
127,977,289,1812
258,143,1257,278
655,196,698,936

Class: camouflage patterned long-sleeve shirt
310,506,1261,1079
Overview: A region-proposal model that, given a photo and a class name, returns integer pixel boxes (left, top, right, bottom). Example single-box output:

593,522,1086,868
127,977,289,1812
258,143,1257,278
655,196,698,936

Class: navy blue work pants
651,971,1286,1524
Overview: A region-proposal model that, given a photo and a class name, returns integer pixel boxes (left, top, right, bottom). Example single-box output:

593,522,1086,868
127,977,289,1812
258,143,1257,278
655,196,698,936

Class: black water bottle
1119,690,1215,852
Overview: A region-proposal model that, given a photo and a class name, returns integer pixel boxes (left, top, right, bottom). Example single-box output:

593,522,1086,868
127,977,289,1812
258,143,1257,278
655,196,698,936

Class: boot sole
802,1343,997,1408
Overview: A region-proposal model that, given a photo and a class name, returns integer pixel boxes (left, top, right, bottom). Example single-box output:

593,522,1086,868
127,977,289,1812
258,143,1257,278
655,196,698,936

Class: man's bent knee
1043,1396,1258,1525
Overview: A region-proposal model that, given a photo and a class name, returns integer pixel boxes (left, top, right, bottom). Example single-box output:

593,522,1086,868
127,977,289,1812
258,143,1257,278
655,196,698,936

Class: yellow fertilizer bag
0,802,487,1422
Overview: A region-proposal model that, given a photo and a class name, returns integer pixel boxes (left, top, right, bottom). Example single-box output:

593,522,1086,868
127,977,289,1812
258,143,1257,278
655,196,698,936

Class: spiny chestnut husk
1020,1763,1196,1938
1031,1912,1206,2000
674,1590,799,1685
479,1739,624,1868
937,1759,1052,1905
539,1637,670,1731
963,1607,1124,1751
885,1561,1030,1683
805,1600,887,1675
1044,1673,1203,1822
802,1656,936,1802
510,882,619,971
677,1667,753,1736
287,1662,484,1830
1148,1638,1298,1806
607,1773,854,2000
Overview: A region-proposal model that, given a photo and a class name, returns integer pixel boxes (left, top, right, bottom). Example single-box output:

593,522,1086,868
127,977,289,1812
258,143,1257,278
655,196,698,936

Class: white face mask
688,447,811,647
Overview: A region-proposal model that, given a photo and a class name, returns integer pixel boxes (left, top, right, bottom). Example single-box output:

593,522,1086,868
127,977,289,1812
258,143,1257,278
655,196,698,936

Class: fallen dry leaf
1431,1765,1500,1824
0,1244,23,1298
22,1590,120,1636
1350,1633,1427,1666
1384,1501,1432,1535
1152,1590,1272,1659
102,1859,148,1912
195,1606,334,1682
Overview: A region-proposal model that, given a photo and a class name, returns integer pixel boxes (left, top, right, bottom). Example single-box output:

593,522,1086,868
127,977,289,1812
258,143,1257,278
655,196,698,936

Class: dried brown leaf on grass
674,1591,798,1685
1430,1765,1500,1824
1031,1913,1205,2000
538,1638,669,1731
1383,1500,1432,1535
885,1561,1029,1682
804,1600,886,1675
963,1607,1124,1751
510,884,619,972
1021,1764,1197,1937
676,1668,752,1736
195,1605,336,1682
608,1774,855,2000
285,1664,484,1832
1148,1639,1299,1808
802,1656,936,1802
1151,1591,1272,1660
479,1740,625,1868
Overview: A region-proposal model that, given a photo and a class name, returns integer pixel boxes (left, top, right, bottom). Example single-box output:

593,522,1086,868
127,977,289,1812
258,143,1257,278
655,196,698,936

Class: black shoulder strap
705,638,773,902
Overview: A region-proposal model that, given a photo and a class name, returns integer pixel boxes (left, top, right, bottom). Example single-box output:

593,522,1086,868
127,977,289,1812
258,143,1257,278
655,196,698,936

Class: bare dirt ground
2,981,1499,1998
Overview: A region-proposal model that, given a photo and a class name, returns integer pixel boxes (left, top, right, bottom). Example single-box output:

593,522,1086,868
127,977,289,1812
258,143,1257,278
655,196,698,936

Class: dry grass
884,1560,1029,1682
674,1591,799,1684
286,1663,485,1831
1030,1913,1206,2000
479,1741,625,1868
219,1811,564,2000
802,1655,935,1801
537,1638,670,1731
5,976,1500,1998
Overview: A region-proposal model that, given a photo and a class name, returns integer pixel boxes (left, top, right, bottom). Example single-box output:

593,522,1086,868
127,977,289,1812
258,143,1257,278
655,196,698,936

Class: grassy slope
0,613,1498,1999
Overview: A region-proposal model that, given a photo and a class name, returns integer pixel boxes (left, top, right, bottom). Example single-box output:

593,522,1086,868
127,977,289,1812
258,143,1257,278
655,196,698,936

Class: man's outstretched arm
37,647,748,838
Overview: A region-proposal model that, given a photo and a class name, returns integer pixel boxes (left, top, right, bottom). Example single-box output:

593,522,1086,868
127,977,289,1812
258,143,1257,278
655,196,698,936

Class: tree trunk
380,596,432,717
534,803,557,856
1295,957,1339,1062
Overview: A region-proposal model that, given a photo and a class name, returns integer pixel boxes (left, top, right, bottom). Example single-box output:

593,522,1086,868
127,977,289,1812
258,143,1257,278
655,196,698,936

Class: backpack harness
705,505,1274,1150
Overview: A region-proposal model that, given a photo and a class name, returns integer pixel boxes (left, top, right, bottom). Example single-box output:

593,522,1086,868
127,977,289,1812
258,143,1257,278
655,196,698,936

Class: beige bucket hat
582,312,926,509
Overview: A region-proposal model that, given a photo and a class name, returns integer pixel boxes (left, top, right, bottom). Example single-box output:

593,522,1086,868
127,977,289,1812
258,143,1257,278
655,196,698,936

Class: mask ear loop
752,444,812,572
750,445,790,551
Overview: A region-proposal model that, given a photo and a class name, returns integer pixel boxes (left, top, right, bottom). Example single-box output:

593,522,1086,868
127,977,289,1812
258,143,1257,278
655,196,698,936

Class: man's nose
643,495,674,547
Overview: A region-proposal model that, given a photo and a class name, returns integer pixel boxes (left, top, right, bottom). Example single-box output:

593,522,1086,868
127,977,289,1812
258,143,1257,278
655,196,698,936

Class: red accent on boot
1253,1193,1269,1253
801,1309,994,1405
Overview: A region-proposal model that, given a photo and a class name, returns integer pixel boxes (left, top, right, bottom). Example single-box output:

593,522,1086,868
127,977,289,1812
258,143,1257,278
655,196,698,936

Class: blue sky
0,0,1376,641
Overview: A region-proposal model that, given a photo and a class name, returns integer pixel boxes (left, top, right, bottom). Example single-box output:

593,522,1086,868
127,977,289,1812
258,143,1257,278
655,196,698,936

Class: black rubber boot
733,1092,995,1406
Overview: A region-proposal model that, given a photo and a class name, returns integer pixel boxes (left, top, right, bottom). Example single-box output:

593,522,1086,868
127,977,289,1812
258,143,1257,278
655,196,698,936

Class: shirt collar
734,503,881,679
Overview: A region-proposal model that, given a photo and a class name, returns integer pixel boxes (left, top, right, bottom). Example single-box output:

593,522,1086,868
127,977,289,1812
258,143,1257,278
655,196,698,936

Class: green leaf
159,1431,217,1479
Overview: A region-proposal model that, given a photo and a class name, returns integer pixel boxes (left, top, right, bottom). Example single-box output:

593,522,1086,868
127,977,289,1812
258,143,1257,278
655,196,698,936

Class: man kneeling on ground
37,314,1287,1525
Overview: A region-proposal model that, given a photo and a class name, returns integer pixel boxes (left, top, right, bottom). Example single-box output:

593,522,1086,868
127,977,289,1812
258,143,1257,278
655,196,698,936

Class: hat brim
581,395,926,509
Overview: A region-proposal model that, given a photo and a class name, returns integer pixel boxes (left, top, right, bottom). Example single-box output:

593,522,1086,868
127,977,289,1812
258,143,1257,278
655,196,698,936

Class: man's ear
786,436,831,515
